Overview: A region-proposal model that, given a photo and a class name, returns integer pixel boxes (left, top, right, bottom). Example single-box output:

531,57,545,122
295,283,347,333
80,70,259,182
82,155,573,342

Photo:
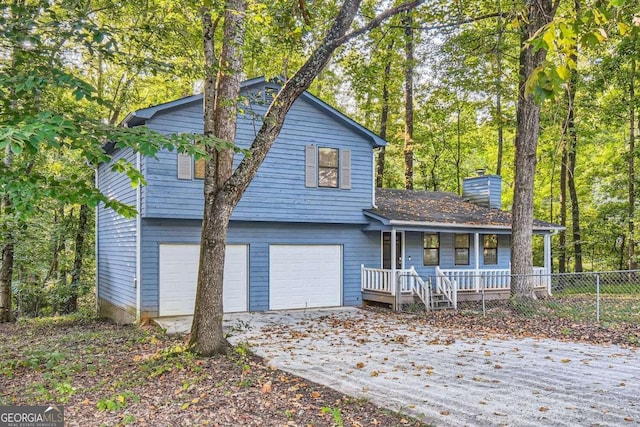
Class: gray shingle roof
365,188,561,231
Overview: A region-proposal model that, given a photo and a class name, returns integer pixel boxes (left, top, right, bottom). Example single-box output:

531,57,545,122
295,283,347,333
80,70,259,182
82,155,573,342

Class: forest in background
1,0,638,318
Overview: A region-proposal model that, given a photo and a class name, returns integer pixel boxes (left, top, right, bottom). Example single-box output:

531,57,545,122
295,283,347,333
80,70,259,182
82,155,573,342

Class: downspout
372,151,377,208
95,166,100,316
135,151,142,321
544,229,559,296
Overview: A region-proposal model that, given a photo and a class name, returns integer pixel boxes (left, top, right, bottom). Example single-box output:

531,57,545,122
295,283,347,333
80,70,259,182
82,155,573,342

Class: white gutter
94,166,99,316
372,151,377,208
384,219,562,232
135,151,142,322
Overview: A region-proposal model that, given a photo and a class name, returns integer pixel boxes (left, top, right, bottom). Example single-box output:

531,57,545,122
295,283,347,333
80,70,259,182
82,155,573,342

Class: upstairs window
305,145,351,190
483,234,498,265
318,147,339,188
178,154,205,180
177,135,205,180
454,234,470,265
423,233,440,266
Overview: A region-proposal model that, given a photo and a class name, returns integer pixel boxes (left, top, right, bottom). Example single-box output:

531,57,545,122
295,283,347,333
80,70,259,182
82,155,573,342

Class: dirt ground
0,317,427,427
3,306,640,426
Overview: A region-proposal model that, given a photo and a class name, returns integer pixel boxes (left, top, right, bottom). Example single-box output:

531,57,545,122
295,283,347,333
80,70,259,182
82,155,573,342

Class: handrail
406,267,431,310
435,266,457,309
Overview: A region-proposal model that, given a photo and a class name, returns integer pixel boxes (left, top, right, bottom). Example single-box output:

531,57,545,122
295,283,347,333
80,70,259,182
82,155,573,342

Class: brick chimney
462,170,502,209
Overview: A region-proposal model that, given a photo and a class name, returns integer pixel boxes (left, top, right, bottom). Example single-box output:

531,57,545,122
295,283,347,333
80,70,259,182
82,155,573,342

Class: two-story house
97,77,561,323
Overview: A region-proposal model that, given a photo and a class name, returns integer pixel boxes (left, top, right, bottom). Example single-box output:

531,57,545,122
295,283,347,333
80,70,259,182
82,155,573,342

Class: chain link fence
398,270,640,325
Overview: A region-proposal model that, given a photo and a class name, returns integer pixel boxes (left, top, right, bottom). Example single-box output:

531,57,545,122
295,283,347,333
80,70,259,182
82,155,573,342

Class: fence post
481,273,486,316
596,273,600,322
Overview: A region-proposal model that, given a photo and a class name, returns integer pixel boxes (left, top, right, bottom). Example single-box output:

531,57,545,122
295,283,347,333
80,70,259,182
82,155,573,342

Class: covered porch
361,182,562,310
361,264,551,309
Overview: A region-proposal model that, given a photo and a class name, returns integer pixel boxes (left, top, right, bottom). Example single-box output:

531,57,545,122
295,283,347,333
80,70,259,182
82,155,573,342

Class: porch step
431,293,454,310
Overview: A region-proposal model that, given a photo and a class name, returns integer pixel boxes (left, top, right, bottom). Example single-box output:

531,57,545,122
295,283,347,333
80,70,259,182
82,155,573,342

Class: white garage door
159,244,248,316
269,245,342,310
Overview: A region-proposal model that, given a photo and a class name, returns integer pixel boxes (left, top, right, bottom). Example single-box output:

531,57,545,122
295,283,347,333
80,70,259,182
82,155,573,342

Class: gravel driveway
223,307,640,426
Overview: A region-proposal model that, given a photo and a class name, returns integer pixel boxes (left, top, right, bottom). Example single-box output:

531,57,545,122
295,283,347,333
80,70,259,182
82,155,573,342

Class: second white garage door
269,245,342,310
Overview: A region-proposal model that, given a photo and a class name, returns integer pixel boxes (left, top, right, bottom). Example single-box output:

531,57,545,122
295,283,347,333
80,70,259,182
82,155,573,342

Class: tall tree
189,0,424,355
189,0,247,355
376,40,394,189
494,0,505,176
566,2,583,272
404,13,415,190
628,31,637,270
511,0,559,299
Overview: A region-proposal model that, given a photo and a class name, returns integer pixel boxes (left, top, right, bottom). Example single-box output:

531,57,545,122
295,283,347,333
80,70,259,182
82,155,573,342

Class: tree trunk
511,0,557,299
566,47,582,272
495,0,504,176
64,203,89,314
456,106,462,195
628,34,637,270
189,0,246,356
376,41,394,189
189,0,422,355
403,13,414,190
559,142,567,273
0,147,14,323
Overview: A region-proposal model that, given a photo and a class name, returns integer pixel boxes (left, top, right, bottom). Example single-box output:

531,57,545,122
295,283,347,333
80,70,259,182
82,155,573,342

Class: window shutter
340,149,351,189
305,145,317,187
177,153,192,180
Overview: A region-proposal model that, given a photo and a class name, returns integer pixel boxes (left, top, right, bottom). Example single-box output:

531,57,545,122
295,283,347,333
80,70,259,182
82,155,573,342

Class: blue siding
142,84,374,223
97,148,137,318
140,219,379,316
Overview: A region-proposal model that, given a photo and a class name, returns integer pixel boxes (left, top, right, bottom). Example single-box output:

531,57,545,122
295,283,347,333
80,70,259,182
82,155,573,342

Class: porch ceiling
366,188,562,233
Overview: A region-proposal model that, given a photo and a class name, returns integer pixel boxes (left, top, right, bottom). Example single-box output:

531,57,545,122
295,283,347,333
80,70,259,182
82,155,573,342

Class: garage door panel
269,245,341,310
159,244,248,316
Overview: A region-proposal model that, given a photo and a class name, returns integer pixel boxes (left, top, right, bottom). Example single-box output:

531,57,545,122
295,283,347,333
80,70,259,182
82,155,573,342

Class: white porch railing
361,266,394,293
361,265,431,308
437,267,549,292
361,266,414,295
434,267,457,308
404,267,430,308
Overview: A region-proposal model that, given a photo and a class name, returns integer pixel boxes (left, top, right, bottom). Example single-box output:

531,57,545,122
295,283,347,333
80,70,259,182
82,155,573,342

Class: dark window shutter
340,149,351,189
177,153,192,180
305,145,317,187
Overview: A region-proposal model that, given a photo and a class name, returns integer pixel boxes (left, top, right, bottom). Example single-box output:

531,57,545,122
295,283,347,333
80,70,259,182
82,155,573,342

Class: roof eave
364,211,563,233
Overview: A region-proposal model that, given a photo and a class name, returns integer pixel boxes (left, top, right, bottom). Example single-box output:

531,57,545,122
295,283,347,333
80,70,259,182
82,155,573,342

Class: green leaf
10,143,23,155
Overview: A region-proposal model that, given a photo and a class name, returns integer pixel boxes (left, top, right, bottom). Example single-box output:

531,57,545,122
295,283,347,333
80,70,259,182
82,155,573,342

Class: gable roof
121,76,385,148
364,188,562,233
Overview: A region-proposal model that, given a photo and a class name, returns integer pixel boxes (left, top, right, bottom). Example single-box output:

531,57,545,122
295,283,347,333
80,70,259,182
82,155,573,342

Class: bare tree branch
335,0,425,46
407,12,511,32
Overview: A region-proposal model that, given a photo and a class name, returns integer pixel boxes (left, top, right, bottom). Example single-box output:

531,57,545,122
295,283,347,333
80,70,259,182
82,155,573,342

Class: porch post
474,232,480,292
390,228,397,298
544,233,552,295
